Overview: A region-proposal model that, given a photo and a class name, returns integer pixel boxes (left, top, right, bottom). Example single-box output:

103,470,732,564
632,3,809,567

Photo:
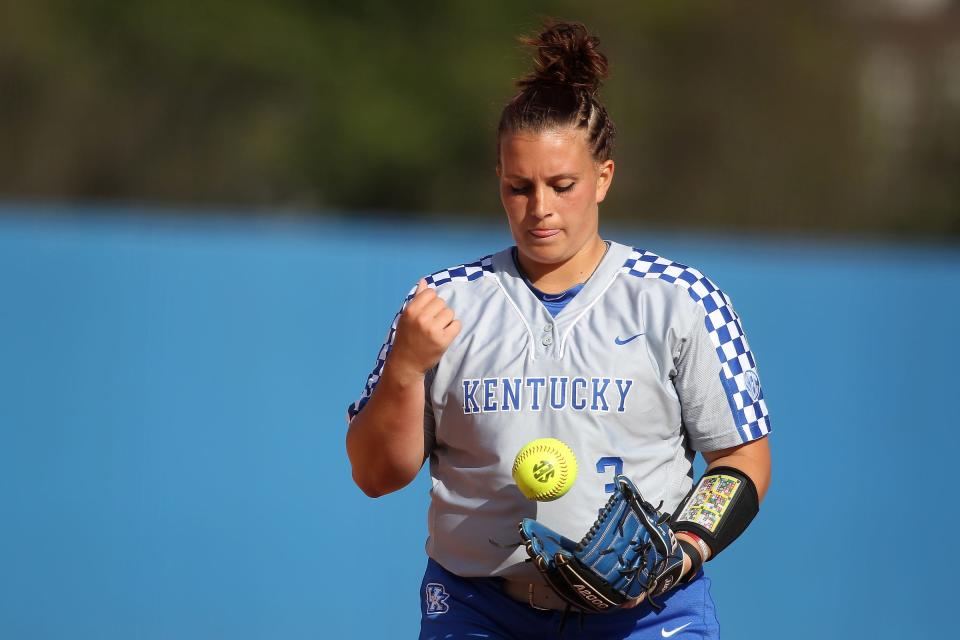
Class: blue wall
1,206,958,638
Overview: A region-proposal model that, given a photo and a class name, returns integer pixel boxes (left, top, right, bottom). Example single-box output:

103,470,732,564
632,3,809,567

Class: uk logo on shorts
425,583,450,615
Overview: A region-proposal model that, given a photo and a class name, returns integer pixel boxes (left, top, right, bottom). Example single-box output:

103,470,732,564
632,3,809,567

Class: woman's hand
387,279,461,382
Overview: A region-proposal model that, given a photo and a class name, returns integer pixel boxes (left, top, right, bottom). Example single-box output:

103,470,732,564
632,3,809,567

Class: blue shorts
419,558,720,640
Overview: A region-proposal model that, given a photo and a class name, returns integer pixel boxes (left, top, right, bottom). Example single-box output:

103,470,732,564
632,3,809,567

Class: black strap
677,539,703,584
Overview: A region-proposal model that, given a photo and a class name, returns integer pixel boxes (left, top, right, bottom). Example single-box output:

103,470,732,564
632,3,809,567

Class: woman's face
498,128,614,277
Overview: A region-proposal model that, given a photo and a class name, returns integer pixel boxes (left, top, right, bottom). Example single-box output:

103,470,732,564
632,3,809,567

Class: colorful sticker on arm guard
675,474,741,533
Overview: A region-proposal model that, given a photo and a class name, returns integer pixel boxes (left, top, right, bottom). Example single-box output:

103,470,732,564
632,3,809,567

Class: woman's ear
595,159,615,204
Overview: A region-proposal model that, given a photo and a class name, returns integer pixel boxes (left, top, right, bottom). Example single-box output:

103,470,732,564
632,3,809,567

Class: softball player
346,21,771,639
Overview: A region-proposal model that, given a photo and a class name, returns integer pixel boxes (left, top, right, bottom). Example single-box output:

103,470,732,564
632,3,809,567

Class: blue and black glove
519,475,685,613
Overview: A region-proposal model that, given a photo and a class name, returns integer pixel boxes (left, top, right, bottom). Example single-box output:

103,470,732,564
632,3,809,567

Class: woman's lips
529,228,561,239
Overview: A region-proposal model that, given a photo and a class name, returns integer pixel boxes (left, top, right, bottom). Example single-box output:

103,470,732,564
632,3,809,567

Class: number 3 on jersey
596,456,624,493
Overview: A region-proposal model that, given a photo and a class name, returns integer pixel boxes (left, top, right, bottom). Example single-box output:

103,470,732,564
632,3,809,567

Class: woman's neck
517,236,609,294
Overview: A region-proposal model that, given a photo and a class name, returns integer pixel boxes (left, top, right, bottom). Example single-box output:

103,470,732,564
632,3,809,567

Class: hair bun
518,21,609,95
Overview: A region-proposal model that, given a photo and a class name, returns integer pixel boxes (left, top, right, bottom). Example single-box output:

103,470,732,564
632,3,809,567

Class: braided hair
498,21,616,163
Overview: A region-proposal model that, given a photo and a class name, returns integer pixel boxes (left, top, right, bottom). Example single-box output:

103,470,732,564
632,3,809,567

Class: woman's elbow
354,477,389,499
345,420,424,497
351,467,414,498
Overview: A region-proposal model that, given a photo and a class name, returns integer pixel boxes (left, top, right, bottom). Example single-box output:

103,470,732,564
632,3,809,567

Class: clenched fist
387,279,461,380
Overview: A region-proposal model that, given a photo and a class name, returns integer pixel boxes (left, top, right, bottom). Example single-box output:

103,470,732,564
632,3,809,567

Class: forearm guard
672,466,759,558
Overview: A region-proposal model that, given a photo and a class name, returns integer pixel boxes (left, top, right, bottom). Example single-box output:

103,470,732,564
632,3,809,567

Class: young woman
346,21,771,639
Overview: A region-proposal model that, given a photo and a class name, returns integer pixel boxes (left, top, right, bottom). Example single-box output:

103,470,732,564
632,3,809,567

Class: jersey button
542,335,553,346
543,323,553,332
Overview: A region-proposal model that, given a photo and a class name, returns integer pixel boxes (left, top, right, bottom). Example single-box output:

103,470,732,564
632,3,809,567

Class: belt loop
528,584,551,611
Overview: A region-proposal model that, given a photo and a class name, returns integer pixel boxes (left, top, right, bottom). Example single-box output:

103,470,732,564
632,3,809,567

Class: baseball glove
519,474,685,613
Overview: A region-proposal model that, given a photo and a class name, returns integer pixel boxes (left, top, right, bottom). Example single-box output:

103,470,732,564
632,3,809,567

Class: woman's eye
506,183,574,195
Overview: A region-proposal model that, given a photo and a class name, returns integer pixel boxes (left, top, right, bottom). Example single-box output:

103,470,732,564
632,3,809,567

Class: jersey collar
491,241,632,358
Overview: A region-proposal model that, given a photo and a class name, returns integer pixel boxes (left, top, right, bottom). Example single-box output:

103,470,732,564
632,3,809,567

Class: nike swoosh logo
614,333,644,345
661,622,692,638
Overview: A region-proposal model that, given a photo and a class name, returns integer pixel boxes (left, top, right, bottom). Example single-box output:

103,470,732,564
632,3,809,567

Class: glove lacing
583,487,676,612
627,498,683,611
575,490,620,552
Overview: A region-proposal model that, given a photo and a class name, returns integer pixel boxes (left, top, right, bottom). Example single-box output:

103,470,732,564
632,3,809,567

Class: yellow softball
512,437,578,501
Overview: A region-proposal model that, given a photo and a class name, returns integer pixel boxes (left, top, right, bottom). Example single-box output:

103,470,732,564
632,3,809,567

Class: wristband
678,531,711,562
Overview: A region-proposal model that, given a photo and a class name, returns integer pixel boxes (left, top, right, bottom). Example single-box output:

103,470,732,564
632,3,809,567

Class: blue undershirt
512,247,586,316
527,281,585,317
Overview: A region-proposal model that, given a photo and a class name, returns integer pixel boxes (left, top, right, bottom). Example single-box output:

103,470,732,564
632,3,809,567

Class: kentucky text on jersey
461,377,634,414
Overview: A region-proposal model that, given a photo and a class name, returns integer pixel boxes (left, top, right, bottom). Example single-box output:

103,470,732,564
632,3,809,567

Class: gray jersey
347,240,770,582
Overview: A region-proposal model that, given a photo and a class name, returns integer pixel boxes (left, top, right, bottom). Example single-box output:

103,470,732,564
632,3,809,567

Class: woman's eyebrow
503,173,579,180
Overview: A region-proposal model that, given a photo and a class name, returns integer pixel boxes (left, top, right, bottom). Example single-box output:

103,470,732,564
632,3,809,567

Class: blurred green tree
0,0,957,235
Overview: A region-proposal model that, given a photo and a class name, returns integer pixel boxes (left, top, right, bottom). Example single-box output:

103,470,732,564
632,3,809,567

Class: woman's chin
517,243,569,266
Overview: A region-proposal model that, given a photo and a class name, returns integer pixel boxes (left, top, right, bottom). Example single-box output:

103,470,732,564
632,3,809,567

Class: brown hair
498,21,616,162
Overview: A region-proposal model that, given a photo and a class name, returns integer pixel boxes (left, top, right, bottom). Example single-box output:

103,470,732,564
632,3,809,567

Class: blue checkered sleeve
346,255,493,422
621,249,771,444
345,287,415,422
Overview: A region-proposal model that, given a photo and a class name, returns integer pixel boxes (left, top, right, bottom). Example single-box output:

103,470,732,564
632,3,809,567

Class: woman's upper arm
702,436,772,501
